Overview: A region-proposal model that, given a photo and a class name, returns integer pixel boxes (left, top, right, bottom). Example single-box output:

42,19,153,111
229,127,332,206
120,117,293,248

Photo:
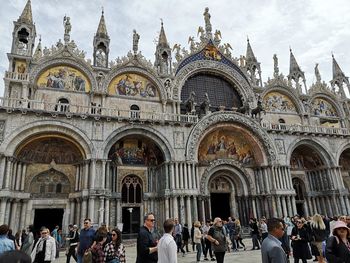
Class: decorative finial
102,6,104,15
289,46,292,52
331,51,334,58
160,18,163,26
247,35,249,42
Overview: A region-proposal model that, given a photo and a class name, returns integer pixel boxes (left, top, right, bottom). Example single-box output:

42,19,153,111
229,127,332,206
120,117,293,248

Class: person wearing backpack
207,218,227,263
310,214,327,263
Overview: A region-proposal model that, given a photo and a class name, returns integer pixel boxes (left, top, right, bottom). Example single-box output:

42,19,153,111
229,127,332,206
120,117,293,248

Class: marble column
0,198,7,224
10,200,18,231
116,199,121,224
179,163,184,189
281,196,287,217
165,198,170,218
200,198,206,221
15,163,22,191
84,161,89,189
19,200,27,231
90,159,96,189
193,196,198,221
187,164,193,189
98,197,105,224
276,196,282,217
0,156,6,188
69,200,75,224
172,197,178,219
174,163,179,189
179,196,185,223
170,163,175,189
186,196,192,226
286,197,292,217
105,198,110,226
4,158,13,189
25,200,33,228
75,200,81,226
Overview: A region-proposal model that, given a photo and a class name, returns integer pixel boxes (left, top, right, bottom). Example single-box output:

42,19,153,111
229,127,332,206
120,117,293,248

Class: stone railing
0,97,199,124
262,122,350,136
5,71,29,81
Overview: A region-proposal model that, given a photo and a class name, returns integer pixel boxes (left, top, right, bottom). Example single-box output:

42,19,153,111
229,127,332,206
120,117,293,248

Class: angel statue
133,29,140,54
214,30,222,41
223,43,233,57
188,36,196,53
197,26,205,42
173,44,182,62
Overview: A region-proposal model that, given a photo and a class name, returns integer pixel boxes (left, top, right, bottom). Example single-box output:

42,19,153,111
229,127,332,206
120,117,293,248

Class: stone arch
30,57,97,91
0,120,94,159
172,60,254,103
286,138,335,168
199,159,254,196
186,111,277,164
102,125,174,162
336,142,350,167
261,87,304,114
105,66,166,102
309,94,345,118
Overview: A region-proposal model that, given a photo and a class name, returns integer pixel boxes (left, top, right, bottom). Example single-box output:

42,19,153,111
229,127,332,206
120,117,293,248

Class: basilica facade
1,0,350,235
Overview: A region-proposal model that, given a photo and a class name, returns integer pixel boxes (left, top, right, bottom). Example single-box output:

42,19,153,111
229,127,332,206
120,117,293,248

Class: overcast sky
1,0,350,96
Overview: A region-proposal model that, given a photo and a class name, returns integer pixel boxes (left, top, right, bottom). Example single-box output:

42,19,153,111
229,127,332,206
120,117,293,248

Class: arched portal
120,175,143,237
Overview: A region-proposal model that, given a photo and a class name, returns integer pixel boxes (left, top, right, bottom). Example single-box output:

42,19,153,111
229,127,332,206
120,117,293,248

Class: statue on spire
63,15,72,43
133,29,140,55
315,63,321,83
203,7,212,35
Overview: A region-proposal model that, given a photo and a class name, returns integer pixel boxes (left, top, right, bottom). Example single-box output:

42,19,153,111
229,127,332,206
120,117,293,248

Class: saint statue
63,16,72,35
96,49,106,67
133,29,140,54
203,7,212,34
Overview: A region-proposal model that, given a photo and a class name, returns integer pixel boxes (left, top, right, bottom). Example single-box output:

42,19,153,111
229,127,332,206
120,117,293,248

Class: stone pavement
56,239,317,263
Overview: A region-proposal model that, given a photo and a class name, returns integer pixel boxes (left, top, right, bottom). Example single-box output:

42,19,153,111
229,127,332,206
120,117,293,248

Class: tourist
207,217,227,263
104,228,125,263
234,219,246,250
260,218,268,241
21,225,34,257
310,214,327,263
326,220,350,262
173,218,185,256
291,219,311,263
190,222,196,252
77,218,96,263
136,212,158,263
0,224,15,255
181,223,190,253
51,225,59,242
225,217,236,251
261,218,287,263
15,230,22,250
66,224,79,263
202,219,215,261
91,233,107,263
158,219,177,263
249,218,260,250
31,227,56,263
193,221,202,263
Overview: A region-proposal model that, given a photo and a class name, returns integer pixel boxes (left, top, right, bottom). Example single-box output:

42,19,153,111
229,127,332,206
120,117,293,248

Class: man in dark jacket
136,213,158,263
77,218,95,263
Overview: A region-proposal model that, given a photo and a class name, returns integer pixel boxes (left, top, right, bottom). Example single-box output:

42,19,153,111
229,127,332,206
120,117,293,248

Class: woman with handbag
104,228,126,263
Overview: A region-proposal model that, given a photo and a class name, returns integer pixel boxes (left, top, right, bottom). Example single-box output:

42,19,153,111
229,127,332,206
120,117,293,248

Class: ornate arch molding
30,57,97,89
105,66,166,102
261,86,304,114
186,112,277,164
309,93,345,119
199,159,254,196
286,138,335,167
335,141,350,166
0,120,93,159
102,125,174,162
172,60,254,102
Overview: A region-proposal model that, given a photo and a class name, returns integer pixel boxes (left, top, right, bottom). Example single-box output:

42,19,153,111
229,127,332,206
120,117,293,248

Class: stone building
1,1,350,234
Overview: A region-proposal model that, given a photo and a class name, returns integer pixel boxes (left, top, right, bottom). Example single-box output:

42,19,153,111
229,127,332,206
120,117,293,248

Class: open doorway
122,207,140,239
211,193,230,220
34,209,64,235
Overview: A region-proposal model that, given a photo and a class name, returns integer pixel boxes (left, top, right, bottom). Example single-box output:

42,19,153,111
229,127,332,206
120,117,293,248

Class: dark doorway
296,202,304,217
122,207,140,239
34,209,64,235
211,193,230,220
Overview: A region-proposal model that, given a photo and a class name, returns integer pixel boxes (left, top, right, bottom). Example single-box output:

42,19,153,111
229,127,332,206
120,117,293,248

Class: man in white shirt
158,219,177,263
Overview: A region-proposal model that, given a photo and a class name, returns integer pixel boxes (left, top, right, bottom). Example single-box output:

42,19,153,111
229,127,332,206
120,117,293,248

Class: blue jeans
196,243,202,262
77,254,83,263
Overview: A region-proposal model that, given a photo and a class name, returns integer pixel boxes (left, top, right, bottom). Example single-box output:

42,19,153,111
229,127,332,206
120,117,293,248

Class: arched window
56,98,70,112
121,175,142,203
278,119,286,123
56,183,62,193
130,105,140,119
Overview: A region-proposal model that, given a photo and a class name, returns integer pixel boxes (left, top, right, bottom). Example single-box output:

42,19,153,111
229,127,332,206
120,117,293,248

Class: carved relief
209,176,231,192
0,121,5,144
275,139,285,154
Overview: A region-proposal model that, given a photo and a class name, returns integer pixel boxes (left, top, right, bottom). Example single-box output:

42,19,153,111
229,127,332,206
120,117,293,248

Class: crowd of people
1,213,350,262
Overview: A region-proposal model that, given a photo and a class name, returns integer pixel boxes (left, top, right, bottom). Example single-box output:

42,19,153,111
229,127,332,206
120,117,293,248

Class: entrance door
211,193,230,220
122,207,140,238
34,209,64,234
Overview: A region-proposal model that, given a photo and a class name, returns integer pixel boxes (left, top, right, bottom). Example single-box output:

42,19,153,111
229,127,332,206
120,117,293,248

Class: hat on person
332,221,350,236
73,224,78,229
